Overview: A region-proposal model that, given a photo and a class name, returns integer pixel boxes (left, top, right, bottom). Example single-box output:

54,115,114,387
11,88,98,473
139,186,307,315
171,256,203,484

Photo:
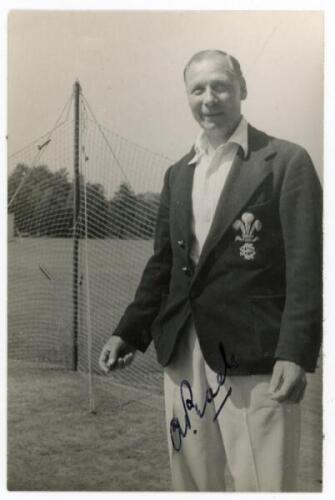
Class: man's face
185,55,245,138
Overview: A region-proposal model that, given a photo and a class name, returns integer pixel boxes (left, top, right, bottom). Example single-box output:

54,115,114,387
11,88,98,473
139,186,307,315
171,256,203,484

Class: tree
108,182,138,238
8,164,160,239
8,164,73,237
79,181,109,238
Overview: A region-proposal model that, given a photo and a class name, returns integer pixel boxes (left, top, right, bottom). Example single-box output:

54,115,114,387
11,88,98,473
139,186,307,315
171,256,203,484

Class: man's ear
241,89,247,100
240,78,248,100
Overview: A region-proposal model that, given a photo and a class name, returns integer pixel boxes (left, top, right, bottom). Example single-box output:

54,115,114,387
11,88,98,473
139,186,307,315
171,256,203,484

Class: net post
72,80,81,371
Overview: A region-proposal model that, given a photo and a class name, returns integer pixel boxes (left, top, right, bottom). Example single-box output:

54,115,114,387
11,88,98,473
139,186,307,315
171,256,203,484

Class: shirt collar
188,116,249,165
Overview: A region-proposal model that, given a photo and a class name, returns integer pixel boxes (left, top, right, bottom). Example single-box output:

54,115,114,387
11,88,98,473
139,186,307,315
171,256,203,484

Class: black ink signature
169,342,238,452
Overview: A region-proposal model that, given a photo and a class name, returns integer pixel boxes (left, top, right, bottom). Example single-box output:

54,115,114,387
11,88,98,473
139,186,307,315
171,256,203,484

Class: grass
8,238,162,391
7,238,323,491
8,361,170,491
7,360,322,491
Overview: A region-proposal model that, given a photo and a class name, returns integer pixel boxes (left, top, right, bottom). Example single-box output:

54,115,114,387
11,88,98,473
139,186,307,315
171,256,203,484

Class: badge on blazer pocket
233,212,262,261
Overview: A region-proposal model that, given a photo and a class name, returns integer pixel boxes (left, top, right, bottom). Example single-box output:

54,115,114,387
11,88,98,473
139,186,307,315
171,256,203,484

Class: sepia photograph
5,6,327,494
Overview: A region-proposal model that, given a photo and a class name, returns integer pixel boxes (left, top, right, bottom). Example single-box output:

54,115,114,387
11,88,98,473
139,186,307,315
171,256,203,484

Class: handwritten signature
169,342,238,451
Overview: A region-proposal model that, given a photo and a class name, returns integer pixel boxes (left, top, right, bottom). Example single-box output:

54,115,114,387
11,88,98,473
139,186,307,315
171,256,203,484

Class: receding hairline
183,50,242,81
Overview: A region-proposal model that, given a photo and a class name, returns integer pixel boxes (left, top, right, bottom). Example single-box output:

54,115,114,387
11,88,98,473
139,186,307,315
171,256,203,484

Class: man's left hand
268,360,307,403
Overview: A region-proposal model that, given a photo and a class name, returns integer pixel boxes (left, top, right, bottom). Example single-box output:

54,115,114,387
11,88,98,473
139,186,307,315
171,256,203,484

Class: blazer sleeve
112,166,173,352
275,147,322,371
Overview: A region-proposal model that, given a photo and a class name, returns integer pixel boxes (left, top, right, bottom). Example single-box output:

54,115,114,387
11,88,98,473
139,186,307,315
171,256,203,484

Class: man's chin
201,121,227,132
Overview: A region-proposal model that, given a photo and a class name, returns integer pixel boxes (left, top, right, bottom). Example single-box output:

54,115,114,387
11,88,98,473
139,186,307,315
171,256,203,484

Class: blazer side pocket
250,294,286,358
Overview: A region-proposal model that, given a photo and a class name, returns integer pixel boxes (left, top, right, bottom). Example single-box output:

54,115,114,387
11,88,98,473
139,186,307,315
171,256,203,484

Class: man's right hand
99,336,136,374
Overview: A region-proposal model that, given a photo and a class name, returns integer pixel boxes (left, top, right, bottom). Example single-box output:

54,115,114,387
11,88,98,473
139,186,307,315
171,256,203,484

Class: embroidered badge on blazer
233,212,262,261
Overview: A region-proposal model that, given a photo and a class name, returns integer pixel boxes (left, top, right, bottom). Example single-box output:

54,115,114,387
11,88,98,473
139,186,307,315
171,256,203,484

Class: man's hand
99,336,136,374
268,360,307,403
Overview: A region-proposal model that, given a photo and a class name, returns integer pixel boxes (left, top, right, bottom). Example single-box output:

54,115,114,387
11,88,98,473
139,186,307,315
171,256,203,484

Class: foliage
8,164,160,238
107,182,159,239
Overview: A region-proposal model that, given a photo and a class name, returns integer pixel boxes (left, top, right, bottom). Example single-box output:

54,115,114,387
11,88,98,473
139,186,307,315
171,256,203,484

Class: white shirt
189,116,249,264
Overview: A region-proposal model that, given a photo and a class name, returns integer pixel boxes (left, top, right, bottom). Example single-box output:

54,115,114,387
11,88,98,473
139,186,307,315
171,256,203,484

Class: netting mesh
8,89,173,404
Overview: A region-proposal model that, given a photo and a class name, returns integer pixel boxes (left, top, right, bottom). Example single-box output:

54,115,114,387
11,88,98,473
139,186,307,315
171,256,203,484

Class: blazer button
177,239,185,248
182,265,192,276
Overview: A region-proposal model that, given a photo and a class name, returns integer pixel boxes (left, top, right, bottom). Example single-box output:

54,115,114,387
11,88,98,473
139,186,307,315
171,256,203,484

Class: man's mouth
202,112,224,117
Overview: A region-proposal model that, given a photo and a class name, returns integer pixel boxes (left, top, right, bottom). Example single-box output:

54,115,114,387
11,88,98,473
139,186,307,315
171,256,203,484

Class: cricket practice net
8,84,174,408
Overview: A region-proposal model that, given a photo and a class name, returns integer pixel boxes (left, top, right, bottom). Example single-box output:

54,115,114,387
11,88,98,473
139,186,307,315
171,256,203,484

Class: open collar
188,115,249,165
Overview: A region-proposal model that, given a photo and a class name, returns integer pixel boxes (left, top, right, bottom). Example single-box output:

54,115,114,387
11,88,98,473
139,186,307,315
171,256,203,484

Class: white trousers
164,325,301,492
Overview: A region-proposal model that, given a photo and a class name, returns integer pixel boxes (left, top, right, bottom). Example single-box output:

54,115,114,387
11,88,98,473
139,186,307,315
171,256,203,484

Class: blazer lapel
193,128,275,278
173,151,196,253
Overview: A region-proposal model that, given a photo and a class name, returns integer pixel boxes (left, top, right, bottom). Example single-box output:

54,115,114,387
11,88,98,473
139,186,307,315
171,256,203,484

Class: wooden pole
72,80,81,371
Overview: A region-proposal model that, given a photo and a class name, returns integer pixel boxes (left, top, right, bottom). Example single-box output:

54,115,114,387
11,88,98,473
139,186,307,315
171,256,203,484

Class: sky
8,10,324,178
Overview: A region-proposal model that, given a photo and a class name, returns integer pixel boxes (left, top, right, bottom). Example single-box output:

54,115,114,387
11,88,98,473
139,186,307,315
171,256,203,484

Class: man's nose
203,87,217,105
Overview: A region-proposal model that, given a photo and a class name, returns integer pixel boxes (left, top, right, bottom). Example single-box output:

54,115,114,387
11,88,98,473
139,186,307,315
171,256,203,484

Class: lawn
7,361,170,491
7,359,322,491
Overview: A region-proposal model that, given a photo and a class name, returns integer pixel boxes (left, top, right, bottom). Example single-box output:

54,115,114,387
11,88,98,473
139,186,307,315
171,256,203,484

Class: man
99,50,322,492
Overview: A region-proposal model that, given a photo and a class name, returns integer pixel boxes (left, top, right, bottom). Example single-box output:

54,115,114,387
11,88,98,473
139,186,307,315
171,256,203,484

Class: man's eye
192,88,204,95
213,84,228,92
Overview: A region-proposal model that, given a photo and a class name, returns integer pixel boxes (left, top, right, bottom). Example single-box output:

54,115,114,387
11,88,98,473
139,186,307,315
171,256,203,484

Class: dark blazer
114,124,322,375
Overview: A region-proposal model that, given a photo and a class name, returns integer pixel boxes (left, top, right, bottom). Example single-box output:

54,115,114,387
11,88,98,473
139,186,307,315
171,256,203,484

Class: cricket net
8,86,174,408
